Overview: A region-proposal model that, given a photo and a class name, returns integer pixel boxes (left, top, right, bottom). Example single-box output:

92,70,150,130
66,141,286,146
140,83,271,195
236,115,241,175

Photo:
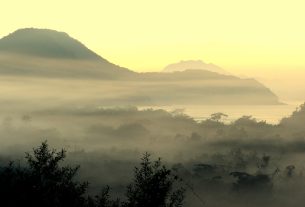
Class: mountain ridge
0,28,281,105
0,28,102,60
163,60,230,75
0,28,134,79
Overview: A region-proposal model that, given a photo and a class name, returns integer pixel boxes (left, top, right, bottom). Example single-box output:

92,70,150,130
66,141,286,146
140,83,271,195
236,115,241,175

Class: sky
1,0,305,92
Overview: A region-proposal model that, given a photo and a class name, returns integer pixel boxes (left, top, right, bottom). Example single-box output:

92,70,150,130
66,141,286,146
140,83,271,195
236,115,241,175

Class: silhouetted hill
0,28,134,79
133,70,280,105
138,69,234,81
0,28,101,59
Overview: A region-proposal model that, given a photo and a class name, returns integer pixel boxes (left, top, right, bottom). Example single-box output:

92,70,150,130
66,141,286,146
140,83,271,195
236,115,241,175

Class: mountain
0,28,281,105
0,28,101,59
0,28,101,60
0,28,134,78
163,60,230,75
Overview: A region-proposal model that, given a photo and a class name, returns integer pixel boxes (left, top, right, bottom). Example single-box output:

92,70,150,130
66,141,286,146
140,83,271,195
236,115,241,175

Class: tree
209,112,228,122
0,143,186,207
123,153,185,207
0,141,88,207
86,186,120,207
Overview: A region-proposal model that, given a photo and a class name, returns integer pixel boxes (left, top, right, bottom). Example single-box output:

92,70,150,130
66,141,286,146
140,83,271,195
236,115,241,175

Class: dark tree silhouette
0,141,88,207
209,112,228,122
0,143,186,207
123,153,185,207
86,186,120,207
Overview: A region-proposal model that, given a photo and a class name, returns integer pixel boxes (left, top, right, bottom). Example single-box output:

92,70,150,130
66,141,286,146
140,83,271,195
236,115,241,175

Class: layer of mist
0,102,305,206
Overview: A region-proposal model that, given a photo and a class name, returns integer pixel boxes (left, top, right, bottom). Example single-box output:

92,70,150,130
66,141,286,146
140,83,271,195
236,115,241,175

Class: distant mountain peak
163,60,230,75
0,28,102,60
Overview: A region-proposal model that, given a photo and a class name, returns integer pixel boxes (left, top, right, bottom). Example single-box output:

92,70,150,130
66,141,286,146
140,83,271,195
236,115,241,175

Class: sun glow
1,0,305,75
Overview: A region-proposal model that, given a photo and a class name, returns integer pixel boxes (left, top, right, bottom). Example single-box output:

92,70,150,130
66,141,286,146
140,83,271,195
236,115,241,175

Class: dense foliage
0,142,184,207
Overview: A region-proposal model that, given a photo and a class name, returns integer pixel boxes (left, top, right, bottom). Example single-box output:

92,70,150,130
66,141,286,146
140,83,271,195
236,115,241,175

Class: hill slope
0,28,134,79
0,28,101,59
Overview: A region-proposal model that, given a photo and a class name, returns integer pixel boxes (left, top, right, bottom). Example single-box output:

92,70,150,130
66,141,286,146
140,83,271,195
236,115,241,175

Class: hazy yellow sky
1,0,305,75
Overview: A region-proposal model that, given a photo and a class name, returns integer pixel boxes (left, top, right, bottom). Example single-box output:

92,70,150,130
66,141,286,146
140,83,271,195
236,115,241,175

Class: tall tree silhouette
123,153,185,207
0,141,88,207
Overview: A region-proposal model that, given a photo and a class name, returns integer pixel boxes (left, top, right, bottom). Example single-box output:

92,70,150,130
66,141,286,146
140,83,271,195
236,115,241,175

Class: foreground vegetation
0,142,184,207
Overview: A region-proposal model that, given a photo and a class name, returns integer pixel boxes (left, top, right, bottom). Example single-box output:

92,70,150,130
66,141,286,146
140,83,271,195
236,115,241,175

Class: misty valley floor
0,102,305,206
